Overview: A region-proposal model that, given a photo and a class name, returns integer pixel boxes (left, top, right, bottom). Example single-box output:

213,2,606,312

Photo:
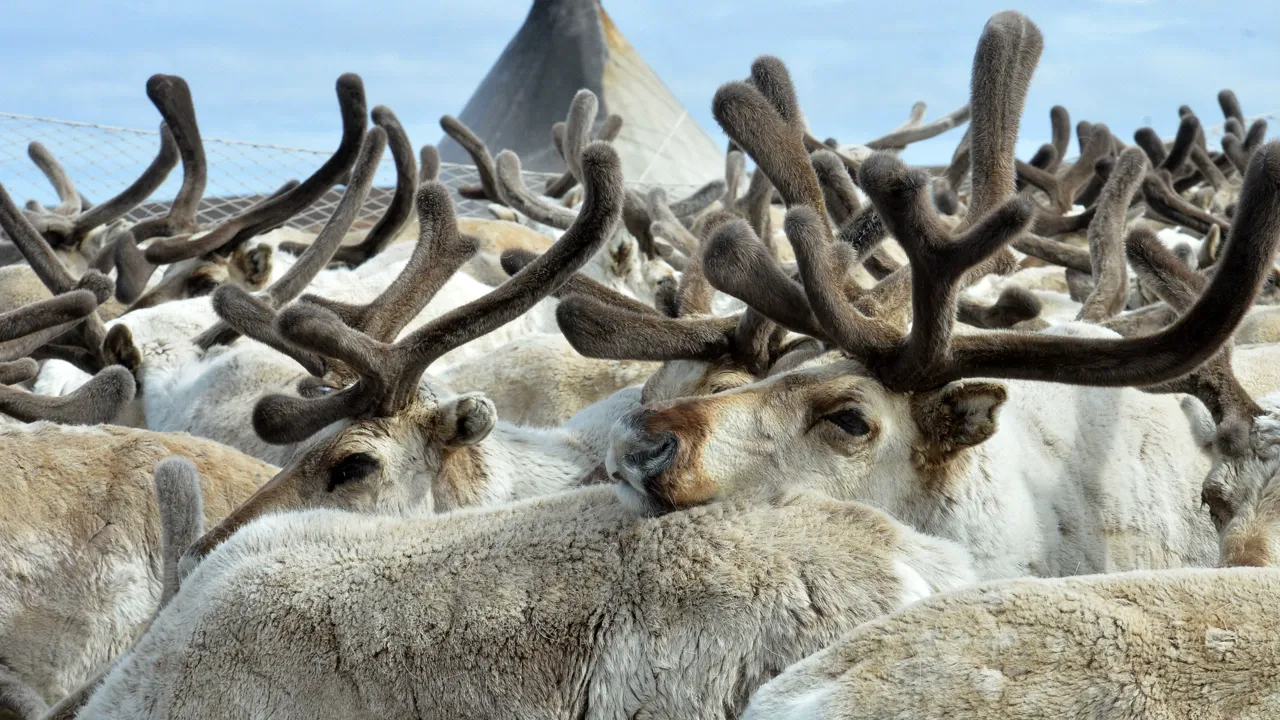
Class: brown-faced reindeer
744,232,1280,720
177,139,628,564
605,20,1280,581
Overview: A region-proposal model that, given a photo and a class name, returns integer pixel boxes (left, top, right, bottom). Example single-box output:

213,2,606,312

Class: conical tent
439,0,725,187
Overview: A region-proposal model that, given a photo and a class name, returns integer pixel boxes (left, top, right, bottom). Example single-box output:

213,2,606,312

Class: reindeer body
0,423,274,705
80,487,974,719
745,567,1280,720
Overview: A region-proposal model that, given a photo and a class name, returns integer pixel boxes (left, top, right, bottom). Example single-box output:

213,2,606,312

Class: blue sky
2,0,1278,170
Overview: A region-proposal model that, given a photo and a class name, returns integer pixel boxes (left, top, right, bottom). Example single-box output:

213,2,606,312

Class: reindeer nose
611,409,679,487
622,431,678,480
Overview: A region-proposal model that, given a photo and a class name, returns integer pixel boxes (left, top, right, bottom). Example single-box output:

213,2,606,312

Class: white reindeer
596,30,1280,582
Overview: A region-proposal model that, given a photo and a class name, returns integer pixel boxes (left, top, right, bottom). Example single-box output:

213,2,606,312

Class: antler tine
253,141,625,443
1048,105,1071,172
1018,123,1111,215
306,181,480,343
196,126,387,351
556,295,738,362
1218,90,1245,132
501,248,660,316
145,73,367,264
324,106,419,268
387,142,623,389
703,218,828,340
0,183,90,293
1244,119,1269,153
27,142,81,216
742,169,775,252
0,287,104,362
724,150,746,207
965,11,1043,227
665,216,713,317
1133,127,1167,167
420,145,441,183
713,57,827,225
811,149,861,225
563,89,598,185
1141,170,1231,237
0,365,135,425
1223,133,1251,175
935,127,972,215
931,142,1280,391
495,150,578,229
883,100,928,154
1012,233,1092,272
546,113,623,198
110,226,158,304
61,121,180,249
440,114,504,204
1077,147,1148,322
855,154,1033,373
865,105,971,150
0,359,38,386
646,188,700,257
209,286,327,375
1125,227,1262,425
129,75,207,241
957,287,1042,329
944,125,973,193
1224,118,1245,143
1191,143,1230,191
668,180,728,219
0,183,109,368
1160,113,1200,174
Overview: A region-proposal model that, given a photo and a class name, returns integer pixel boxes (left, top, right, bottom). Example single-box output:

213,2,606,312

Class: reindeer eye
824,409,870,437
185,274,219,297
327,452,379,492
1201,485,1235,531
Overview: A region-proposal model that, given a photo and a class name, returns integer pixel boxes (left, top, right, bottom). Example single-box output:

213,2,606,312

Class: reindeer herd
0,9,1278,719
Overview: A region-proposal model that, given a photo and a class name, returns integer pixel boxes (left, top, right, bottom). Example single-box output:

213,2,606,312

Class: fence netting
0,112,702,235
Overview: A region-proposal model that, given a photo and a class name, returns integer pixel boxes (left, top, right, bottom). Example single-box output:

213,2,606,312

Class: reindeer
599,19,1280,581
0,284,279,715
169,139,633,564
742,565,1280,720
741,196,1280,720
78,482,975,719
19,456,210,720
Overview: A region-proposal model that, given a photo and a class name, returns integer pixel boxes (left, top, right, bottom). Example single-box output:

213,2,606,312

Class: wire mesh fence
0,112,704,235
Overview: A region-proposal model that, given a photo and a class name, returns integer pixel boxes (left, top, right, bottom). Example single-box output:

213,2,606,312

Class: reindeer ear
232,243,274,288
437,393,496,447
911,381,1007,453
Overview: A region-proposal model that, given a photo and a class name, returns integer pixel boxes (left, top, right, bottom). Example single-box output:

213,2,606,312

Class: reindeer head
185,141,625,563
126,243,273,311
606,24,1280,519
1120,227,1280,568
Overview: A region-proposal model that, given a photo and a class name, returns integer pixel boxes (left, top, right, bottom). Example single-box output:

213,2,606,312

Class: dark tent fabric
439,0,725,187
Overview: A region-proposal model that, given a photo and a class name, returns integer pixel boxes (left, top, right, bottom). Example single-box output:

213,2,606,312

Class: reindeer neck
901,382,1217,581
475,422,601,504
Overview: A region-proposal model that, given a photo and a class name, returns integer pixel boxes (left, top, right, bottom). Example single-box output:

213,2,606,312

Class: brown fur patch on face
434,443,489,511
183,264,225,298
1224,524,1272,567
908,382,1007,496
640,399,719,508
